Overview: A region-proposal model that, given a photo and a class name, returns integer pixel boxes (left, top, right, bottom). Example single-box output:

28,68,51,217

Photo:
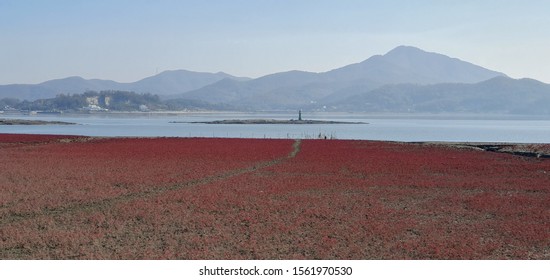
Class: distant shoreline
0,119,76,125
173,119,367,125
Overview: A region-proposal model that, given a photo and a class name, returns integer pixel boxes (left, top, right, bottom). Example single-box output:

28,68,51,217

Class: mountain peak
383,45,451,62
385,45,426,56
40,76,86,84
379,45,506,84
324,46,505,86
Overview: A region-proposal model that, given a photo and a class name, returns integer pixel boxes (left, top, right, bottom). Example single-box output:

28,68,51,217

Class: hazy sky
2,0,550,84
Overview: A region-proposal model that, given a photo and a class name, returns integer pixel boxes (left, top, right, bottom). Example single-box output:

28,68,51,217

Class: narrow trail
0,139,302,226
289,139,302,158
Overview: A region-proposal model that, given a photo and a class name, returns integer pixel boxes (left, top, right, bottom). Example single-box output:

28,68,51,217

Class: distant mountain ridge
333,76,550,114
2,46,550,115
0,70,249,100
324,46,506,84
177,46,507,109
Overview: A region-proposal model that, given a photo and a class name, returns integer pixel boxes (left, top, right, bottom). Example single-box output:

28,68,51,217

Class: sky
1,0,550,84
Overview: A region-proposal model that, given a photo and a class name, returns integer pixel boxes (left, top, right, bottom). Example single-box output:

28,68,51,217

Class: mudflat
1,134,548,259
0,119,75,125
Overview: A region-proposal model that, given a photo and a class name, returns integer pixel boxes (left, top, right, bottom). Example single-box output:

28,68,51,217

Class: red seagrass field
0,133,549,259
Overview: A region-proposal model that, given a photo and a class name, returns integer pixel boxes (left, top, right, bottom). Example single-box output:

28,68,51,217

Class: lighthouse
298,110,302,121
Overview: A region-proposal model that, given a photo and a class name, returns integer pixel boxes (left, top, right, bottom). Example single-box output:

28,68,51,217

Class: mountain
323,46,505,84
39,76,122,92
334,76,550,114
126,70,249,96
176,46,506,109
0,71,248,101
177,70,327,109
4,46,549,115
0,77,123,100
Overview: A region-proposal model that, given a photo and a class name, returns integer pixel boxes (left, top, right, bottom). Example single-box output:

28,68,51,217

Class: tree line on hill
1,91,160,112
0,90,231,112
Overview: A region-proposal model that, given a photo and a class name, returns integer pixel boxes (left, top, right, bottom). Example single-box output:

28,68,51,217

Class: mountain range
0,70,248,101
2,46,550,114
335,76,550,114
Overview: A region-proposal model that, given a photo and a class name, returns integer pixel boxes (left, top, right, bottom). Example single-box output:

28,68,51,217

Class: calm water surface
1,113,550,143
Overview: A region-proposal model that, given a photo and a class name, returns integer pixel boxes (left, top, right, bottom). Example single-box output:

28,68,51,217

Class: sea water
1,113,550,143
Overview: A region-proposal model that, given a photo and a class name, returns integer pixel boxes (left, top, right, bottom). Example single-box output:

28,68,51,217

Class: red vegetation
0,133,80,145
0,135,291,216
1,134,549,259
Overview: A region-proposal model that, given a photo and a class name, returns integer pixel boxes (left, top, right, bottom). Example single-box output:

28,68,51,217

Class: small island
0,119,76,125
173,110,367,125
179,119,367,125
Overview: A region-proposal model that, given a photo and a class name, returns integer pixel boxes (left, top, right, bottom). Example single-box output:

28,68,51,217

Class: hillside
0,71,248,101
320,46,505,85
334,76,550,114
2,90,232,112
176,46,506,110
